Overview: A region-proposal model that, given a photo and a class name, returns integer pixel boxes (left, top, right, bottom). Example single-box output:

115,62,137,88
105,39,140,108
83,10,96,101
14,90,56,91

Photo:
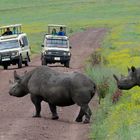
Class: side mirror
19,40,24,47
70,46,72,49
41,44,44,47
21,44,24,47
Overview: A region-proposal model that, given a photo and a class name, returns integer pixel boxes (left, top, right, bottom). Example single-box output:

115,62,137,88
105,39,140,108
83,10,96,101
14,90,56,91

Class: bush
112,89,122,104
85,65,117,104
97,76,110,104
89,50,102,66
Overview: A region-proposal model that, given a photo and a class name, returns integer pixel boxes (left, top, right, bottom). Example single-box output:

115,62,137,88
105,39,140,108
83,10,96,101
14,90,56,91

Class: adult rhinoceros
113,66,140,90
9,66,96,123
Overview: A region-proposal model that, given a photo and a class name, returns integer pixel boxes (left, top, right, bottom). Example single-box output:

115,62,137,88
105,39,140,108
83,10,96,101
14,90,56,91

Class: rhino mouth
9,91,13,96
9,90,25,97
9,89,14,96
117,84,133,90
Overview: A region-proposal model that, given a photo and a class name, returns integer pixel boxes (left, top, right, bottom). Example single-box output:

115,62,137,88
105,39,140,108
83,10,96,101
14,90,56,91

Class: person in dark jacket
2,28,13,36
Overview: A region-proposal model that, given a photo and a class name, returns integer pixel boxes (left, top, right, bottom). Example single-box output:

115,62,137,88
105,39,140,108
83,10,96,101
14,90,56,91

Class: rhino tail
90,84,97,98
93,85,101,104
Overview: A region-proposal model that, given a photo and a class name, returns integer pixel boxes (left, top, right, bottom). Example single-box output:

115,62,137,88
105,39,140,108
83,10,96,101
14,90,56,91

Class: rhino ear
131,66,136,72
128,67,131,72
14,71,21,81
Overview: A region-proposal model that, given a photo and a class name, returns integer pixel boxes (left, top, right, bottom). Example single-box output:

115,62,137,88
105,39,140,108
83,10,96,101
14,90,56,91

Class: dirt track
0,28,106,140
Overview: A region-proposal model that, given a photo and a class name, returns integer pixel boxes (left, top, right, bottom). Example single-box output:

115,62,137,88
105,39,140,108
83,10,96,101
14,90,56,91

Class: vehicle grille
1,52,11,58
49,51,64,56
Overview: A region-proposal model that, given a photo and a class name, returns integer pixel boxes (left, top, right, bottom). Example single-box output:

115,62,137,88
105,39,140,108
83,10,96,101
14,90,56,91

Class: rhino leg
75,108,84,122
30,94,43,117
48,103,59,120
76,104,92,123
83,105,92,123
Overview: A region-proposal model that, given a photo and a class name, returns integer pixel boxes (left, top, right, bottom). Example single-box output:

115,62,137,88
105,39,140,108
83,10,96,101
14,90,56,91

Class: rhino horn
14,71,21,81
113,74,119,82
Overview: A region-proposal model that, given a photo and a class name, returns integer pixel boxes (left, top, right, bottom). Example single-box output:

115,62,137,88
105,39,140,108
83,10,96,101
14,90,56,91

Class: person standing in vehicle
52,28,57,35
2,28,13,35
57,27,65,36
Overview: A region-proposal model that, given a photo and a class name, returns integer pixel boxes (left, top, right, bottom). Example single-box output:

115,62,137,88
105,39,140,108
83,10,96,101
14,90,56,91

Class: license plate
2,58,10,61
54,57,60,60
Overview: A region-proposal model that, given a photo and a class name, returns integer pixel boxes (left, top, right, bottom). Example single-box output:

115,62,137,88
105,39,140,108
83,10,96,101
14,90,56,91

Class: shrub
97,76,110,104
85,65,117,104
90,50,102,66
112,89,122,104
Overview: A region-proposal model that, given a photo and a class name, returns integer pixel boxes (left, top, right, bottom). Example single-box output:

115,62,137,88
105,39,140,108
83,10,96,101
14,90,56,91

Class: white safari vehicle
41,24,71,67
0,24,31,69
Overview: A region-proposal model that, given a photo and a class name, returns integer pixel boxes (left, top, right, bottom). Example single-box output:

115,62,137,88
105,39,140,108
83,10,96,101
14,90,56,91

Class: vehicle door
20,36,29,59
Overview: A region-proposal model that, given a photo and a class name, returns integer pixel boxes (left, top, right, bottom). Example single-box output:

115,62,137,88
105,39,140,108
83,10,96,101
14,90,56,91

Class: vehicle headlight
11,51,18,56
68,52,71,56
63,52,71,56
63,52,67,55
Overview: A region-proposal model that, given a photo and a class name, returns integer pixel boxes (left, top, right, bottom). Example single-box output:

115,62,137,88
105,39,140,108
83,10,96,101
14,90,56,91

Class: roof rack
48,24,67,35
0,24,22,29
48,24,67,28
0,24,22,36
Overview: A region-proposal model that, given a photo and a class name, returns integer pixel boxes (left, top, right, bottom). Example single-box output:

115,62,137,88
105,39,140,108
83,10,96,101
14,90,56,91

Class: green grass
1,0,140,139
0,0,140,55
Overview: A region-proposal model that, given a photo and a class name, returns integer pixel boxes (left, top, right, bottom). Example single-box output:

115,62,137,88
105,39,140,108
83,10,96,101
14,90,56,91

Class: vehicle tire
64,61,70,68
3,65,8,70
41,56,47,65
25,54,29,66
25,61,28,66
18,55,22,68
28,53,31,62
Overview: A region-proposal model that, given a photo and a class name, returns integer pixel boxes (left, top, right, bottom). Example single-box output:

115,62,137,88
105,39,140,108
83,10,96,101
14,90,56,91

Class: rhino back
27,66,96,106
28,66,58,94
27,66,73,105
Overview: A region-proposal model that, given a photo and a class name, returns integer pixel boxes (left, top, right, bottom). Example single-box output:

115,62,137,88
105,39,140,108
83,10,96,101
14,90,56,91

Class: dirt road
0,28,106,140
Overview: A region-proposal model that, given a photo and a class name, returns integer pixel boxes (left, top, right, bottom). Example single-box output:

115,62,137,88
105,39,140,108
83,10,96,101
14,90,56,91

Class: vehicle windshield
46,39,68,48
0,40,19,50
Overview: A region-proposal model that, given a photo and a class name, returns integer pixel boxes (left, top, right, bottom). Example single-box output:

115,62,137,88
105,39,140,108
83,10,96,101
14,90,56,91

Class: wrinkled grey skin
9,66,96,123
113,66,140,90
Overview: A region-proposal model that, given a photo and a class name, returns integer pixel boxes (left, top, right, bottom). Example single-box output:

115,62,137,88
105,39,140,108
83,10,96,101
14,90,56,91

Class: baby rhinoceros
113,66,140,90
9,66,96,123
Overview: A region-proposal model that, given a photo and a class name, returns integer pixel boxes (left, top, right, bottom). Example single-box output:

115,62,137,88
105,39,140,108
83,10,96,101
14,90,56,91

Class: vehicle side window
22,36,28,46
